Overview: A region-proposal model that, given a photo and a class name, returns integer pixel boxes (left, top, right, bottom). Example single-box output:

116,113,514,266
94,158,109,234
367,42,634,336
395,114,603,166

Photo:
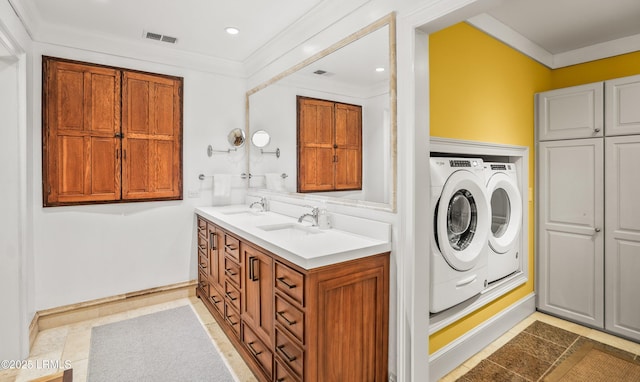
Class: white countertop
195,205,391,270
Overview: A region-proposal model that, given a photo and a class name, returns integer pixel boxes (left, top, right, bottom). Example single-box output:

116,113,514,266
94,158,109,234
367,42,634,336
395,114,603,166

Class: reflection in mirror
252,130,271,148
227,128,246,148
247,13,396,211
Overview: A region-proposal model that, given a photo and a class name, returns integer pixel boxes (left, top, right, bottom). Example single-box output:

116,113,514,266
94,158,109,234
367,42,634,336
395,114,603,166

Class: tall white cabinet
536,74,640,342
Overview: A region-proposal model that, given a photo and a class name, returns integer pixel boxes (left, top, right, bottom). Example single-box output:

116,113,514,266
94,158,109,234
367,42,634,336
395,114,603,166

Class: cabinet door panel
242,244,274,346
605,136,640,341
605,74,640,136
537,82,603,140
538,139,604,327
122,71,182,200
44,58,121,205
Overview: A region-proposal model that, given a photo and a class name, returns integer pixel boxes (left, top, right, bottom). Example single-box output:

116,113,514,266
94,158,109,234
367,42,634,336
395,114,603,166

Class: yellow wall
429,22,640,354
428,22,548,354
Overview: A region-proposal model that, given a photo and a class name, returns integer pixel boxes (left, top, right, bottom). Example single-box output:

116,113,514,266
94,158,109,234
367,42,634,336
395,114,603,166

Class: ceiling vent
144,31,178,44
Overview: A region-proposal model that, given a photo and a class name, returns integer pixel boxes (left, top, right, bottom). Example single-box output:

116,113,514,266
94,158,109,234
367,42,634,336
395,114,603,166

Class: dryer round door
435,170,490,271
486,172,522,254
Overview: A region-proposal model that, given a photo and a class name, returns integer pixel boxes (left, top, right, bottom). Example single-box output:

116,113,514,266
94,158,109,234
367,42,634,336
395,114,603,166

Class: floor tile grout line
535,336,582,382
486,358,535,382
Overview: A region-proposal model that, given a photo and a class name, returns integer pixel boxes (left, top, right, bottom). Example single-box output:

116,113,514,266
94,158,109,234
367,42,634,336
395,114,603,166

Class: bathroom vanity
195,205,391,382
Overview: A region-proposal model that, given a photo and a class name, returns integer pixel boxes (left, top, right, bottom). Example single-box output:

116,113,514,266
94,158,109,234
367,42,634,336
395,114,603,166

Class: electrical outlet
188,190,200,198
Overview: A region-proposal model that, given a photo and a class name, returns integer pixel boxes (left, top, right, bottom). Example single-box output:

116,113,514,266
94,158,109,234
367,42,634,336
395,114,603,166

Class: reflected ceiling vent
313,69,333,76
144,31,178,44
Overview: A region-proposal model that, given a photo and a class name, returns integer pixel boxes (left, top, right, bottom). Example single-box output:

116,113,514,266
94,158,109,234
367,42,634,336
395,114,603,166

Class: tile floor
0,297,258,382
440,311,640,381
4,302,640,382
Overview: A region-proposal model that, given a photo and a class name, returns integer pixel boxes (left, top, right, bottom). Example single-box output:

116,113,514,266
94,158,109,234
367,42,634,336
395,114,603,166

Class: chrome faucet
249,196,268,212
298,206,319,226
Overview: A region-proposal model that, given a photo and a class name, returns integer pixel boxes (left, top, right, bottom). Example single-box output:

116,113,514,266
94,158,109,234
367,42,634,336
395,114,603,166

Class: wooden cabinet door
242,243,274,347
122,71,182,200
605,135,640,341
43,58,121,205
297,97,335,192
605,74,640,136
334,103,362,190
537,138,604,328
536,82,603,141
207,224,225,291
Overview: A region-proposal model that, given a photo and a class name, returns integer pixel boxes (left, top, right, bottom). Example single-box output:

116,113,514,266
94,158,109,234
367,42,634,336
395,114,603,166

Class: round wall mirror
251,130,271,148
227,128,246,148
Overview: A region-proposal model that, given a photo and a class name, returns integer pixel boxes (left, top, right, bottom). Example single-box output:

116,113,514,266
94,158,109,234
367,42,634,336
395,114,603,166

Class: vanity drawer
197,234,208,253
224,257,241,287
224,233,240,262
198,251,209,272
224,280,241,312
224,302,240,338
275,327,304,378
197,217,207,237
275,294,304,343
209,284,224,314
243,323,273,377
275,359,301,382
275,262,305,306
197,271,209,295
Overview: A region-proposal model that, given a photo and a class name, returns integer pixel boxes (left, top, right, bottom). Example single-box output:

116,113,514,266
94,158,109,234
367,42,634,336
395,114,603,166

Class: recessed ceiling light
375,67,385,72
225,27,240,35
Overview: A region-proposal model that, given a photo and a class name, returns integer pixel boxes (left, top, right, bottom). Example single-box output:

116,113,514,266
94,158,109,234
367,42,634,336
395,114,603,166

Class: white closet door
605,74,640,136
536,82,603,141
605,135,640,341
538,138,604,327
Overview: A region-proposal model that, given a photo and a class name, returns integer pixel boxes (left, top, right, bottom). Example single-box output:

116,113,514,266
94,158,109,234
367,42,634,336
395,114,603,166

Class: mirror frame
245,12,397,212
227,128,246,148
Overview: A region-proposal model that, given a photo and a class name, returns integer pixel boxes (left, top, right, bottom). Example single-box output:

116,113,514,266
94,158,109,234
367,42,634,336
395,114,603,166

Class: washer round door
435,170,490,271
486,172,522,254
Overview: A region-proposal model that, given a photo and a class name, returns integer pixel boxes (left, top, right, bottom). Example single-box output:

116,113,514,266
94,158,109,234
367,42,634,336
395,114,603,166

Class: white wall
1,0,34,360
31,44,247,310
0,55,22,360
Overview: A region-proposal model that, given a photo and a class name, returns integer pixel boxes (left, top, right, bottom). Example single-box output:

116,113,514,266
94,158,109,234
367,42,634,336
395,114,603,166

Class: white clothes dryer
484,162,522,283
430,157,490,313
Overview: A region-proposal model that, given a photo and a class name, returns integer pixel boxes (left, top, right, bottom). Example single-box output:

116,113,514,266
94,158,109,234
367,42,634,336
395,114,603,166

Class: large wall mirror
246,13,397,212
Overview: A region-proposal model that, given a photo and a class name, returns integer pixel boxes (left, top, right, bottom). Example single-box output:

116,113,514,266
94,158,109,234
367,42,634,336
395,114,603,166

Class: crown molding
468,13,640,69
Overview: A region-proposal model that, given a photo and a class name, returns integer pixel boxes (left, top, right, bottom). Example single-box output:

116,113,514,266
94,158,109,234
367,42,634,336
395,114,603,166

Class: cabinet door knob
595,227,601,233
594,128,601,133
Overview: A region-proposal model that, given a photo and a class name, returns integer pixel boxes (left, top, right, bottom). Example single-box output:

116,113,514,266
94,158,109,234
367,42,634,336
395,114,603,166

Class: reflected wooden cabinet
42,56,182,206
196,215,389,381
297,96,362,193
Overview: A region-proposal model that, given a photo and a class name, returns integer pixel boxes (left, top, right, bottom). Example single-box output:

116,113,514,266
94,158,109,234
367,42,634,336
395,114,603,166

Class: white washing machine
430,157,490,313
484,162,522,283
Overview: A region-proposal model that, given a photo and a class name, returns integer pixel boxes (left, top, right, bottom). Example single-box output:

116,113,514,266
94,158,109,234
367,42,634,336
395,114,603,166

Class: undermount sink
257,223,324,238
220,208,261,216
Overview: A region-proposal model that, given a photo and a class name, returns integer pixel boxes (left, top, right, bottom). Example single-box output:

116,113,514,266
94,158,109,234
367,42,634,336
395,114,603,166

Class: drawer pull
198,282,206,289
225,269,237,277
225,292,237,301
277,311,296,326
276,379,285,382
210,295,220,304
226,315,238,326
247,341,263,356
210,232,217,250
198,244,206,251
200,262,207,269
249,257,259,281
277,277,296,289
277,345,297,362
225,244,237,251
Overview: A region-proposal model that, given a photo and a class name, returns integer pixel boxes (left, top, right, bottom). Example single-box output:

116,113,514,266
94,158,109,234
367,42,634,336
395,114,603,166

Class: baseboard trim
429,292,536,381
29,280,197,349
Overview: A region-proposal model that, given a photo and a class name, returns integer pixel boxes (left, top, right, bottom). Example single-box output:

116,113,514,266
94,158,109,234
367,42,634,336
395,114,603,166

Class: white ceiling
8,0,640,70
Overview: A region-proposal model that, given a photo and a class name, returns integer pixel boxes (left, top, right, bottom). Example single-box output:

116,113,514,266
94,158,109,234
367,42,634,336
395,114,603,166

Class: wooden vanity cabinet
195,215,389,382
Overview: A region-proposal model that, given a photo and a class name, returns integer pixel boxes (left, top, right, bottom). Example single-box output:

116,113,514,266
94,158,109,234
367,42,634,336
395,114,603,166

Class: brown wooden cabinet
297,96,362,193
42,56,182,206
196,215,389,382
